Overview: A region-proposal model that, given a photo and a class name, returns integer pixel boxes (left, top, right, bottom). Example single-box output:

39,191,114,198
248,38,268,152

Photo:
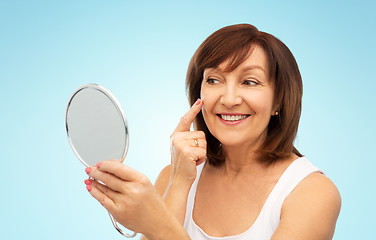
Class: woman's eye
242,80,258,86
207,78,220,85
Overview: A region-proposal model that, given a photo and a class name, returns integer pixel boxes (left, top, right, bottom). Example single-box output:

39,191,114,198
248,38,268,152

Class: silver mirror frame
65,83,136,238
65,83,129,167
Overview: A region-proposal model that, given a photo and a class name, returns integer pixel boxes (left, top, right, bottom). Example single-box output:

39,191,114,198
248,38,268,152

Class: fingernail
86,185,92,192
85,167,91,174
195,99,201,105
96,162,101,168
84,179,92,185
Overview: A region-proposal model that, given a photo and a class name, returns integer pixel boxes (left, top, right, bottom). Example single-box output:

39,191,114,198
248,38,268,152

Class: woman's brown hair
186,24,303,166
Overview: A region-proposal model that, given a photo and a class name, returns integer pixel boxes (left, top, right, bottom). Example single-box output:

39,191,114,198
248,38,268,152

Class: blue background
1,0,375,239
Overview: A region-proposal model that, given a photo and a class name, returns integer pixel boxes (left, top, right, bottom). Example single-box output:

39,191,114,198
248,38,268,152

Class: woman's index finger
174,99,203,132
97,160,139,181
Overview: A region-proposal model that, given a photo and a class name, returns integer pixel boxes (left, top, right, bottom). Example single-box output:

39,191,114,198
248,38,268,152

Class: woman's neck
220,143,267,177
217,143,298,180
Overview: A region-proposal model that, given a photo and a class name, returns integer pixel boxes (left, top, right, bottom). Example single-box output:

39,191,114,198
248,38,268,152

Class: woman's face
200,45,276,148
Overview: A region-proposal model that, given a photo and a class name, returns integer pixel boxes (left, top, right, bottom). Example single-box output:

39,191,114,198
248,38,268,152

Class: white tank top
183,157,323,240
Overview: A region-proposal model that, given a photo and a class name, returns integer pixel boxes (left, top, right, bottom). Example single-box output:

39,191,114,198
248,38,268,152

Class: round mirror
65,83,136,238
65,83,129,166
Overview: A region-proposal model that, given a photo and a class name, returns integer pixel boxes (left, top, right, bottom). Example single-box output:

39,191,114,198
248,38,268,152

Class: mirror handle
109,212,137,238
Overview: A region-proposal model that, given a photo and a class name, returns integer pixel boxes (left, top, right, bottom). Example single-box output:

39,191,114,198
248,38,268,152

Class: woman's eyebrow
205,67,219,72
204,68,223,75
240,65,266,73
204,65,266,76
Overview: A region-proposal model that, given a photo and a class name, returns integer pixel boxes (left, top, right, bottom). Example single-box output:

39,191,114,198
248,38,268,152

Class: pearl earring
275,111,279,116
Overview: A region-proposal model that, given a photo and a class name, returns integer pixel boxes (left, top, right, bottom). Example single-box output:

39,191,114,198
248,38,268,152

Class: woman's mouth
219,114,249,121
216,114,250,125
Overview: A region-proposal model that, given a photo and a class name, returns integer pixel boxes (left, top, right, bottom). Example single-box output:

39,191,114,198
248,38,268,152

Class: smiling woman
187,24,304,166
84,24,341,240
156,24,341,239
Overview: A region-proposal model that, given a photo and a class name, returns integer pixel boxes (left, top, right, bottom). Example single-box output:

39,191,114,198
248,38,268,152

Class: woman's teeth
220,114,249,121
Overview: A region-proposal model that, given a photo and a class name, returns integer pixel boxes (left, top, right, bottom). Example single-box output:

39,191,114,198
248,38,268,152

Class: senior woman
84,24,341,240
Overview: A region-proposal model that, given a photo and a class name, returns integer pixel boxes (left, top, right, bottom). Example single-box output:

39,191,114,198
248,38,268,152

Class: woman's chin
217,138,249,148
215,134,264,151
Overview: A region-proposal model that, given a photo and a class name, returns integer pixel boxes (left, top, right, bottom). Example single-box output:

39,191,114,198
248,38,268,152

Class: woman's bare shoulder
272,172,341,239
288,171,342,209
154,164,172,196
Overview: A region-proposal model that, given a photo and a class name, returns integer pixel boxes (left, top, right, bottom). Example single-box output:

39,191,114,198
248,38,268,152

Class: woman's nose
219,85,242,108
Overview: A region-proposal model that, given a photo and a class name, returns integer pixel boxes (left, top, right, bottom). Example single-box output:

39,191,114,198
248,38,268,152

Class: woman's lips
216,113,250,125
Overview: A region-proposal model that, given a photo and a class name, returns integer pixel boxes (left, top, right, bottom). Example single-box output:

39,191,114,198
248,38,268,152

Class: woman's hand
169,99,206,187
84,160,170,237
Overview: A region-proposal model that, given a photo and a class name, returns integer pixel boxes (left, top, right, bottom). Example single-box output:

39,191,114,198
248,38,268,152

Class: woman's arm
140,99,206,239
271,172,341,240
140,164,190,240
155,98,206,225
156,165,192,224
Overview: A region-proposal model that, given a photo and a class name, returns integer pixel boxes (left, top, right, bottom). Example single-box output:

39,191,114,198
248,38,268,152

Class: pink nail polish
84,179,92,185
195,99,201,105
86,185,92,192
96,162,101,168
85,167,91,174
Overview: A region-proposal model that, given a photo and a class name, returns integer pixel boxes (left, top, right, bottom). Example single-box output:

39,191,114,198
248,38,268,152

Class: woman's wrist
164,177,192,210
168,175,195,192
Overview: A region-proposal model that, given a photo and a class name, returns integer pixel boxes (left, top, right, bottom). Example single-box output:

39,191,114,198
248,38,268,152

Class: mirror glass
66,84,129,167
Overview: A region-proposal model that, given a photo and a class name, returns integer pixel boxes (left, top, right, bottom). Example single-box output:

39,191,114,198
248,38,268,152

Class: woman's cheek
200,89,208,112
200,86,211,107
201,103,208,122
200,87,205,102
200,91,214,129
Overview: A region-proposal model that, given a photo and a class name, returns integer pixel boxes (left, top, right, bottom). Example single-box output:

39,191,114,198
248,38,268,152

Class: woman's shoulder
274,171,341,239
287,171,341,208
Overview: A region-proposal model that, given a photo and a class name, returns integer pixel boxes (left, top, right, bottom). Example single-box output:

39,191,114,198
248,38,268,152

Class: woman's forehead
204,45,268,74
204,45,269,75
